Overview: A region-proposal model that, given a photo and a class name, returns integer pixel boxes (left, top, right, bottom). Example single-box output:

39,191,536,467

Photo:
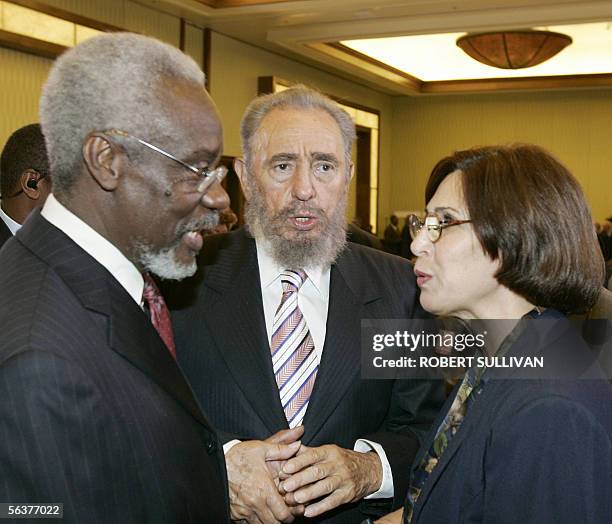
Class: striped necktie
271,269,318,428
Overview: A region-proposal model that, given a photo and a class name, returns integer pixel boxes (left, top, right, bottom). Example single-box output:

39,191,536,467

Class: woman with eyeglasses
374,144,612,524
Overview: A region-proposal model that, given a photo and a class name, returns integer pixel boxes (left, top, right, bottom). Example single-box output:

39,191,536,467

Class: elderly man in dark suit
0,123,52,248
0,32,293,523
169,86,444,524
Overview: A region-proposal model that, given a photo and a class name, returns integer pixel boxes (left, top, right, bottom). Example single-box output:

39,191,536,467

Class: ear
82,132,125,191
20,169,43,200
233,157,252,200
347,160,355,182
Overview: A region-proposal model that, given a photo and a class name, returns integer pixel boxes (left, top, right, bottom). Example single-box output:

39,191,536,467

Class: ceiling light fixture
456,29,572,69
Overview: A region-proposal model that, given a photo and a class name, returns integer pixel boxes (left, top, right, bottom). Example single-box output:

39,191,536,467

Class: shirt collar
255,237,328,300
0,203,21,235
41,194,144,305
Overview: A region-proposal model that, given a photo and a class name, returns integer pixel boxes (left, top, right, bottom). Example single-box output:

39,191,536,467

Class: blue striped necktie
270,269,319,428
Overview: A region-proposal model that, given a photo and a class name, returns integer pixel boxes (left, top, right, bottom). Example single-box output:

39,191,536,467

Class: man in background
169,86,443,523
0,123,52,247
384,214,401,255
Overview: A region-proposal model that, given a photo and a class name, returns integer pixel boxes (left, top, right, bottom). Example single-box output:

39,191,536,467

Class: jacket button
205,439,217,454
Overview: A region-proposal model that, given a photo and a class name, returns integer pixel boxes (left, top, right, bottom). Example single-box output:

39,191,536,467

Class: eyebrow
267,152,340,166
311,152,339,165
425,206,462,214
268,153,299,164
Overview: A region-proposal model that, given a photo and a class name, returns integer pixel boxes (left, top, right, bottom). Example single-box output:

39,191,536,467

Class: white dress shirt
0,203,21,236
249,239,394,498
41,194,144,305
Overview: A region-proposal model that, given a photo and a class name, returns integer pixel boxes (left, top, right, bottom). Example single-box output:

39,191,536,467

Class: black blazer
168,229,445,523
0,216,11,249
0,211,229,524
405,310,612,523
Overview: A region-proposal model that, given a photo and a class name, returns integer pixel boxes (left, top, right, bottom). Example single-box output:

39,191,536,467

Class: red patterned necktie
142,272,176,359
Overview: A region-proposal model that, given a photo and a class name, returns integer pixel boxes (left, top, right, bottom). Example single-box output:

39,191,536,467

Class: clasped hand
226,426,383,523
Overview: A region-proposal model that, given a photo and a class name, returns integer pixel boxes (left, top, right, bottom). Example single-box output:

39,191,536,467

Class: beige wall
0,47,51,147
1,3,611,225
391,89,612,223
209,32,394,231
0,0,202,147
41,0,181,47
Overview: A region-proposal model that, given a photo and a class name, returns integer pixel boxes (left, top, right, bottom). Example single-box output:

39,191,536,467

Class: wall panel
0,46,51,146
391,89,612,222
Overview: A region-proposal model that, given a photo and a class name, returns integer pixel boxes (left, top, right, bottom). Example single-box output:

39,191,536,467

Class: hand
226,436,302,523
375,509,403,523
264,427,305,489
280,445,383,518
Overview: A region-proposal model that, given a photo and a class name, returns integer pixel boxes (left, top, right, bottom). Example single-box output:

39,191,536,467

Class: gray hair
40,32,205,197
240,85,356,169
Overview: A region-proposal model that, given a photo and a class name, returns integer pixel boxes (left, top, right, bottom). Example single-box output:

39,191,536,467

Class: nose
200,180,230,210
410,226,433,258
291,165,315,201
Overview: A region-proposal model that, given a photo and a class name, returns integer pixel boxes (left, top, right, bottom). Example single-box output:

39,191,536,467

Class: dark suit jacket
405,309,612,523
383,224,401,255
0,211,229,523
168,229,445,523
0,215,11,249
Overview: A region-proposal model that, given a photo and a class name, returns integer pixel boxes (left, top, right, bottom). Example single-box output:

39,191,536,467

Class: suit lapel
17,211,211,428
411,385,491,520
107,282,211,427
302,246,382,442
199,231,288,434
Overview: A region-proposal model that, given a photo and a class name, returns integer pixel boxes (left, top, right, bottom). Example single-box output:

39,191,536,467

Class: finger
283,491,298,506
303,490,346,518
280,462,329,493
265,490,295,524
282,446,325,476
277,468,291,482
289,476,338,505
264,441,301,461
281,491,305,510
256,505,281,524
265,426,304,445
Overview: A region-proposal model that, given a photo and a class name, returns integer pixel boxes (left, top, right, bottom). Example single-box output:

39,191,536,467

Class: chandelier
456,30,572,69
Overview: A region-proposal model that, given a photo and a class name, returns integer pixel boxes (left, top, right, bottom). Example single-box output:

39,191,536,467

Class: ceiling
150,0,612,94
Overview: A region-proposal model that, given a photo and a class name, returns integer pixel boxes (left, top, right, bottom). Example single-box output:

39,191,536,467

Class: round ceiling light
456,30,572,69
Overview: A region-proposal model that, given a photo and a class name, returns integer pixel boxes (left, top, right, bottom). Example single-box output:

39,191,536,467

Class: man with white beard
170,86,444,524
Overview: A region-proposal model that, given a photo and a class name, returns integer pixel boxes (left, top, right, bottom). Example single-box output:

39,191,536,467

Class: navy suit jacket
167,229,445,523
0,211,230,523
405,310,612,523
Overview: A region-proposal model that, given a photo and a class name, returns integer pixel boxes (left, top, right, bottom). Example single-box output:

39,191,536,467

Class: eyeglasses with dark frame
105,129,227,195
408,213,472,243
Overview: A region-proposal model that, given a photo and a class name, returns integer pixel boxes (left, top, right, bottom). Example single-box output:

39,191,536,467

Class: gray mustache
179,212,219,235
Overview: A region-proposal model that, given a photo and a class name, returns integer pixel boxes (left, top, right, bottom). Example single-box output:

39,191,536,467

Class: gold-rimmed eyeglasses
105,129,227,195
408,213,472,243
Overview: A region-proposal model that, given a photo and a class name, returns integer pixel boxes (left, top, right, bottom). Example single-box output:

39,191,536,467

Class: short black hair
0,123,50,197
